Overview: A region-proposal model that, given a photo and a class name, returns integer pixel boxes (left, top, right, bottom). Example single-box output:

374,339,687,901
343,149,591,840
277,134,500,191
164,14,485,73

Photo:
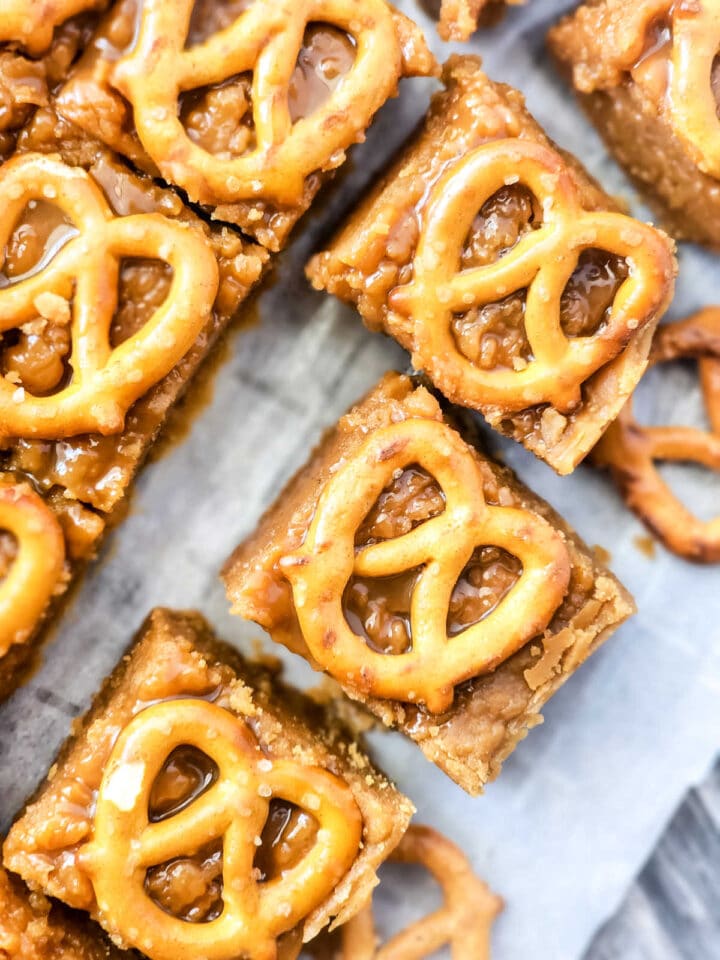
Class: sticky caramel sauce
144,746,316,923
450,184,629,373
343,467,523,652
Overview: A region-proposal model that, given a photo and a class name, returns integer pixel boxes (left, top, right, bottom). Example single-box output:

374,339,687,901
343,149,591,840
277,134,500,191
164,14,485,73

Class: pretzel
81,698,362,960
0,1,104,55
333,825,502,959
0,153,219,439
110,0,415,207
626,1,720,180
388,138,672,415
0,481,65,658
282,417,570,713
595,308,720,563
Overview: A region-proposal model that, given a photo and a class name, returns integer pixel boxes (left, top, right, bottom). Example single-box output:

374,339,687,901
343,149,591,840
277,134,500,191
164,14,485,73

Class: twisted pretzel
110,0,410,207
282,418,570,714
81,698,362,960
628,1,720,179
389,139,672,415
0,481,65,658
0,1,103,55
0,154,219,439
331,825,502,960
595,308,720,563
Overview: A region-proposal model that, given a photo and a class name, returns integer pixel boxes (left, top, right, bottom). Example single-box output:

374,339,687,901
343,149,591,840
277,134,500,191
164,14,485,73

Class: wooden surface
587,757,720,959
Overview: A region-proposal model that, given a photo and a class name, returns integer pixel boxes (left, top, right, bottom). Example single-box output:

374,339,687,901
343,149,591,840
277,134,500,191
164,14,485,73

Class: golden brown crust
594,308,720,563
224,372,635,794
4,608,413,955
436,0,525,42
0,115,267,697
548,0,720,247
51,0,437,252
0,863,129,960
307,56,676,475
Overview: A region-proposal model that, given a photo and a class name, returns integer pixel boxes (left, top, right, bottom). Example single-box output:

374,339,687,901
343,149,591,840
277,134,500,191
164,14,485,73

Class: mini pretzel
389,139,672,415
110,0,413,207
0,1,104,55
0,154,219,439
594,308,720,563
282,417,570,713
627,1,720,179
0,481,65,658
335,825,502,959
81,698,362,960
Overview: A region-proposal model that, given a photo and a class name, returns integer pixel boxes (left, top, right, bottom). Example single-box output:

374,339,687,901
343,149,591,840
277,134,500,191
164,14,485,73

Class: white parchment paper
0,2,718,957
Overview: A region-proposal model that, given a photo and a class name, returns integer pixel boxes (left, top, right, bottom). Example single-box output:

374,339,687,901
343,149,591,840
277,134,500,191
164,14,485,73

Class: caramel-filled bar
49,0,437,251
0,125,267,695
5,609,413,960
0,860,132,959
307,56,676,475
224,372,634,795
549,0,720,248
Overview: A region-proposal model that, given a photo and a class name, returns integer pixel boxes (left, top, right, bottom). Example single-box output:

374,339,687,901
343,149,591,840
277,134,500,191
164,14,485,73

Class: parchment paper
1,2,719,957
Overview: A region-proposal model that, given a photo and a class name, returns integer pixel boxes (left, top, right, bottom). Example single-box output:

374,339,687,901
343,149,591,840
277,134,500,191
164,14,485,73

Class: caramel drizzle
334,825,502,960
595,307,720,563
0,153,219,439
282,417,571,714
81,698,363,960
389,139,672,415
0,480,65,657
107,0,418,206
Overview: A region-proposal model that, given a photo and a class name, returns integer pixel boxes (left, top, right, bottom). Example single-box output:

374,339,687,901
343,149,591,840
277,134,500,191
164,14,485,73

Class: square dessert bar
48,0,437,252
307,56,676,475
4,609,412,960
0,861,132,959
224,372,635,795
0,119,268,694
549,0,720,248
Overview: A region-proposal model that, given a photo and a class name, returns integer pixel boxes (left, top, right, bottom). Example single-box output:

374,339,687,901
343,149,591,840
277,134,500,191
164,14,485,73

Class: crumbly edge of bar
3,608,413,943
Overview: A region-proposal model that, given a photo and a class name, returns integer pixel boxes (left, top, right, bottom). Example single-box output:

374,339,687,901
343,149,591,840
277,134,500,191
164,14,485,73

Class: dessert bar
0,131,267,694
224,372,634,794
50,0,438,251
549,0,720,248
4,608,412,960
0,860,132,959
307,57,676,475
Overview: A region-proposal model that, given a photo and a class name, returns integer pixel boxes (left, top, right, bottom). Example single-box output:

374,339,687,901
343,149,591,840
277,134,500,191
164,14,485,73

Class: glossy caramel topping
0,153,219,440
82,698,363,960
105,0,432,206
388,138,672,416
333,825,503,959
283,417,570,713
595,307,720,562
0,0,106,56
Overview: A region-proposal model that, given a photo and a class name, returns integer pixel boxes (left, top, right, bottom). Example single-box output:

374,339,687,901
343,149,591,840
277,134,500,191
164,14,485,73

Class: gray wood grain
586,758,720,959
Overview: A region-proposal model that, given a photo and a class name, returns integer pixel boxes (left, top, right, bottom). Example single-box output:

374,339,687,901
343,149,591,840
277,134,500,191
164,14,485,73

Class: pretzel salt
0,481,65,658
282,417,570,713
0,1,103,55
81,698,362,960
595,308,720,562
626,1,720,180
0,154,219,439
335,825,502,959
110,0,418,207
389,138,672,416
